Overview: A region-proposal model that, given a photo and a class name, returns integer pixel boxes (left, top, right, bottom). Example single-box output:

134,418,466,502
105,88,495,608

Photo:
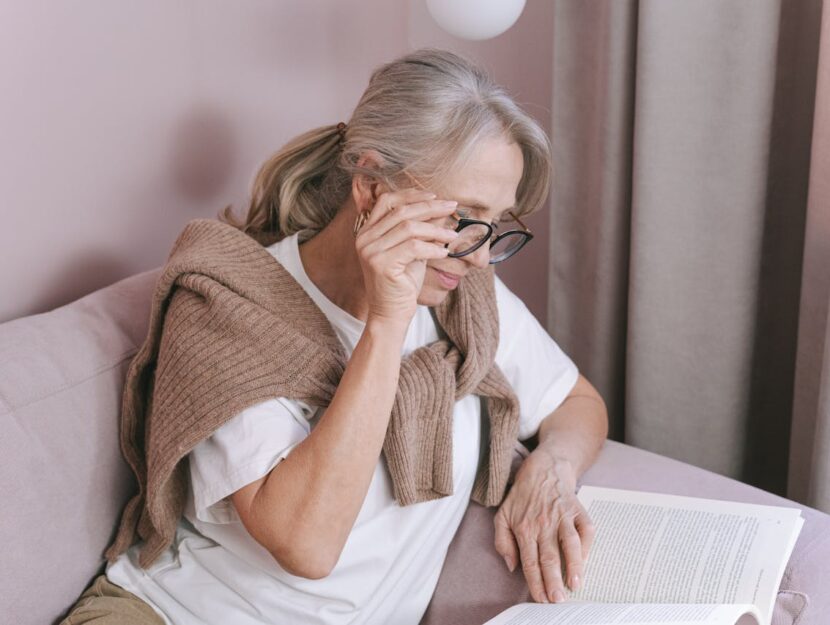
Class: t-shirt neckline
280,233,367,337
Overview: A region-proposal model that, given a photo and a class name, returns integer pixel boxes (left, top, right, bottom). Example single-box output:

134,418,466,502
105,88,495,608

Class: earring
353,209,371,237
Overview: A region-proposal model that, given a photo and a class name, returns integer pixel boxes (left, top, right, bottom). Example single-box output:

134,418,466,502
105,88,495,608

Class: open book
484,486,804,625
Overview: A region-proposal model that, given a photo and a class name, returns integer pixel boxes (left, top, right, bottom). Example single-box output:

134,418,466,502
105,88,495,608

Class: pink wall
0,1,553,324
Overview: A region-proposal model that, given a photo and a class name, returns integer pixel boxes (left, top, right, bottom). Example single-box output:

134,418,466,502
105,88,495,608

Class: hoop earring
353,209,370,237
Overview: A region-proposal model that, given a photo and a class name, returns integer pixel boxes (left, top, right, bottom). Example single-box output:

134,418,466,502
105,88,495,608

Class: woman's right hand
354,188,459,326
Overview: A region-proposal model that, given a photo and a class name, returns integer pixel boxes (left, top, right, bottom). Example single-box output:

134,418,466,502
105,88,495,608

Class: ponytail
219,123,351,246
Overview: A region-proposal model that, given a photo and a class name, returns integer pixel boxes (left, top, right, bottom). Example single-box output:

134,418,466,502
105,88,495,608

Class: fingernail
554,590,566,603
570,575,580,591
504,556,515,572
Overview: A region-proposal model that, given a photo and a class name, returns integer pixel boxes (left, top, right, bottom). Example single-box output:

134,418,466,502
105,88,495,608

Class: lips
434,268,462,289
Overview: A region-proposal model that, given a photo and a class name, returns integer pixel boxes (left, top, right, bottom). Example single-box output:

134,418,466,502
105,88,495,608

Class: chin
417,271,455,307
417,286,451,307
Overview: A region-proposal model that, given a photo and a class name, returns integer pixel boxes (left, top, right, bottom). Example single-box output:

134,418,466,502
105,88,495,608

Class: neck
298,204,369,321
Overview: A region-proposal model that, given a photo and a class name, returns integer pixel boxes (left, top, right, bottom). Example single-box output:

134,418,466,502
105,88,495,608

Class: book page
569,487,802,625
483,602,761,625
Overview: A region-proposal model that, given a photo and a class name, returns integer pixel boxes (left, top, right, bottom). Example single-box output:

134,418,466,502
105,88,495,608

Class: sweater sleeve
493,275,579,441
187,397,313,524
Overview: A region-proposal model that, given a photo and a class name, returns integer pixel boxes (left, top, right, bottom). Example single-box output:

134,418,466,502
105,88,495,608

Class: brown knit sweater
106,218,520,567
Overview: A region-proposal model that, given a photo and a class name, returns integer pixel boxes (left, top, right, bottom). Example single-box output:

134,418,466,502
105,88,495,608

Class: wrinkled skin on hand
494,452,595,604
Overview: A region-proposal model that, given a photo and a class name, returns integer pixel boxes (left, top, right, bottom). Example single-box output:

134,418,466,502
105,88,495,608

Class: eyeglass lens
446,222,491,256
488,233,528,263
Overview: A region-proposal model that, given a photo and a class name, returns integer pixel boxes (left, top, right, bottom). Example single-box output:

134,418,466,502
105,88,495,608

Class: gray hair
221,48,552,245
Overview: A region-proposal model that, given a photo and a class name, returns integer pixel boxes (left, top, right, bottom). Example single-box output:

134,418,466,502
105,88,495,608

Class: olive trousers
61,575,164,625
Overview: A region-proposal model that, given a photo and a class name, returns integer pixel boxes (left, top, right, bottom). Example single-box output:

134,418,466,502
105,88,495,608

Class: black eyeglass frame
447,210,534,264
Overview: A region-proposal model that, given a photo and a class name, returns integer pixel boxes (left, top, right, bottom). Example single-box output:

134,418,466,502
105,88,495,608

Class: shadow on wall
20,105,237,322
169,105,236,203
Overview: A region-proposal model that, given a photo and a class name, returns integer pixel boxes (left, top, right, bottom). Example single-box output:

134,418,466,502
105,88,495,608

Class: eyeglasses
446,210,533,264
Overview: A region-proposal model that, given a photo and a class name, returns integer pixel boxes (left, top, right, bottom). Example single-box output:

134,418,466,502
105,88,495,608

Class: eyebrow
454,198,515,217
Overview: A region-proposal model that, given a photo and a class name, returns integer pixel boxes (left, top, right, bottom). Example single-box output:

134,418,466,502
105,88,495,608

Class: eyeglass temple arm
508,210,532,234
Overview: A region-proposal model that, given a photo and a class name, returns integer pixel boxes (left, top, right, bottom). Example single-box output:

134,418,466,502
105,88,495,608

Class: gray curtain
792,4,830,511
547,0,830,511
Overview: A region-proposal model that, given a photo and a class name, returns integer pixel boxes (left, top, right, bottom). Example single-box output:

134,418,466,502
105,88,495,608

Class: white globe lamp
425,0,527,41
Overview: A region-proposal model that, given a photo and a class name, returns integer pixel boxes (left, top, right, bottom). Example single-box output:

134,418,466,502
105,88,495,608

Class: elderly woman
61,48,607,625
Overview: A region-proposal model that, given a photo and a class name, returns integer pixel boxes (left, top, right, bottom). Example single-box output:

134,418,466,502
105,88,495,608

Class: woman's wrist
364,313,412,341
520,449,577,491
531,445,576,474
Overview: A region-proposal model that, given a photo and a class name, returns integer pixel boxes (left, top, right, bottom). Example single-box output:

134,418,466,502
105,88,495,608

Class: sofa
1,267,828,625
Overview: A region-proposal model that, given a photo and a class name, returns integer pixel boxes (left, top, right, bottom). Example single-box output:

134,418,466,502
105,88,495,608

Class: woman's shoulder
492,273,562,366
492,274,533,324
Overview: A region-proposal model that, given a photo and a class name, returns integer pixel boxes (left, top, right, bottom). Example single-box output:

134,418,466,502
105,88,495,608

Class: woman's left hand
493,451,595,604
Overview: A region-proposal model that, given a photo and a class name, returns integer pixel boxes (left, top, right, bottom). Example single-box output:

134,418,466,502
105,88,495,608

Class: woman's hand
355,188,458,325
494,451,595,604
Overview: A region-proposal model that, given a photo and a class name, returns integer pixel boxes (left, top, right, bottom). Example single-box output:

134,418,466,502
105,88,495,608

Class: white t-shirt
107,232,578,625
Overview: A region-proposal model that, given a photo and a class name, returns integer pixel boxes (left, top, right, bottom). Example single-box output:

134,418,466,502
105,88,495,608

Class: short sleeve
188,397,313,525
493,275,579,441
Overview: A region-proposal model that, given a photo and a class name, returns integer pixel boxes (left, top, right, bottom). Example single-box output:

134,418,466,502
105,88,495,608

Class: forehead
436,137,523,216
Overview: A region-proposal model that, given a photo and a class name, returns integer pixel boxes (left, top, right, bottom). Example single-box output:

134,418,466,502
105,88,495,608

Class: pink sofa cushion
0,269,159,625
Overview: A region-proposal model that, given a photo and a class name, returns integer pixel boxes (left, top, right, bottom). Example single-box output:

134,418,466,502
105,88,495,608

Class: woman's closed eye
457,207,501,226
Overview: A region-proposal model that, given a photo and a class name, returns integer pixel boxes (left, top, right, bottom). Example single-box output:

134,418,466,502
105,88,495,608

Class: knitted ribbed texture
105,218,519,568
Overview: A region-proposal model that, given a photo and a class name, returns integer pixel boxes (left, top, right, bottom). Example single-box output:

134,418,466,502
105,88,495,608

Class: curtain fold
792,3,830,510
548,0,828,509
549,0,637,442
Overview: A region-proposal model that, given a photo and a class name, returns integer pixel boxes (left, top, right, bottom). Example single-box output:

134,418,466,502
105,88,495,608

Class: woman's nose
462,242,491,269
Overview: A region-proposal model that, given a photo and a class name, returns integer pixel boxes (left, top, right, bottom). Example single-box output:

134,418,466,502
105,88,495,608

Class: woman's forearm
230,316,409,578
532,374,608,477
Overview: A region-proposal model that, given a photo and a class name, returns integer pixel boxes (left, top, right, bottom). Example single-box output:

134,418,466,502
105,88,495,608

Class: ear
351,151,386,214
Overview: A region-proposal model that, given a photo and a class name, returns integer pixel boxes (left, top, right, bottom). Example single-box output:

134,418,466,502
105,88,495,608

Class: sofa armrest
421,440,830,625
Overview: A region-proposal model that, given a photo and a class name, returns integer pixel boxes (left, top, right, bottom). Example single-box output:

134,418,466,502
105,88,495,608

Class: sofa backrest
0,268,161,625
